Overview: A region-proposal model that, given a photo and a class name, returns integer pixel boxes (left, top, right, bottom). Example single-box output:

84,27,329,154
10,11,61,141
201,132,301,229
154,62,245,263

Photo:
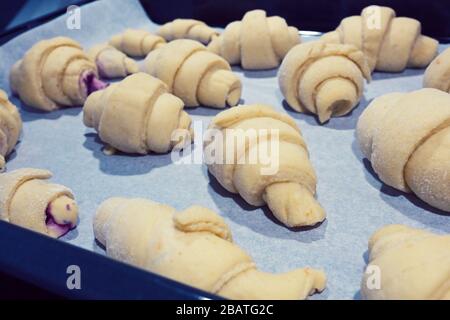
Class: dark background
142,0,450,41
0,0,449,42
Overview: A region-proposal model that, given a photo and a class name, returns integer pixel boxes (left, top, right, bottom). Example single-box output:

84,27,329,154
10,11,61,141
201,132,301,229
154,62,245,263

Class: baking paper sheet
0,0,448,300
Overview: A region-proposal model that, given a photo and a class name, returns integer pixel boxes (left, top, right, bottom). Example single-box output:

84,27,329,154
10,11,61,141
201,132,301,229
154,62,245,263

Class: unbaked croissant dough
279,41,371,123
88,44,138,79
10,37,106,111
94,197,326,299
109,29,166,57
157,19,219,44
423,47,450,93
10,36,107,111
321,5,438,72
204,104,326,227
83,72,193,154
144,39,241,108
356,88,450,212
361,224,450,300
0,90,22,172
208,9,300,70
0,168,78,238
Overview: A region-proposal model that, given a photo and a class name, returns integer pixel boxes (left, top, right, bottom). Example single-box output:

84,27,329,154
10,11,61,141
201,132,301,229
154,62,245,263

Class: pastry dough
279,41,371,123
204,104,326,227
321,5,438,72
423,47,450,93
83,73,193,154
144,39,241,108
88,44,138,79
94,197,326,299
356,88,450,212
0,168,78,238
10,37,107,111
157,19,218,44
361,225,450,300
0,90,22,172
109,29,165,57
208,9,300,70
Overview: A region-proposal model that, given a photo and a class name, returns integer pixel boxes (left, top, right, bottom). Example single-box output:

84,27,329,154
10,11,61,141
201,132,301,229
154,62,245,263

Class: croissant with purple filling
0,168,78,238
9,37,108,111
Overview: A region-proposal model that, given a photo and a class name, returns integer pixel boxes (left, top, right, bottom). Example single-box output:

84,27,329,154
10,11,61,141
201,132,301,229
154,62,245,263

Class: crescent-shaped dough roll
321,5,438,72
88,44,139,79
0,168,78,238
83,73,193,154
94,197,326,299
144,39,241,108
109,29,166,57
157,19,219,44
0,90,22,172
204,104,326,227
208,9,300,70
423,47,450,93
356,88,450,212
9,37,107,111
361,225,450,299
278,41,371,123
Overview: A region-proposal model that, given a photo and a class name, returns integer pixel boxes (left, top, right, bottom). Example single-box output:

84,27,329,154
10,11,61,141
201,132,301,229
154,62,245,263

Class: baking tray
0,220,217,299
0,0,449,299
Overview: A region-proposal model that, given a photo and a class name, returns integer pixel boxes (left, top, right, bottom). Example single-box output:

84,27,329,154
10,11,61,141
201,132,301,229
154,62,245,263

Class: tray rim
0,220,219,300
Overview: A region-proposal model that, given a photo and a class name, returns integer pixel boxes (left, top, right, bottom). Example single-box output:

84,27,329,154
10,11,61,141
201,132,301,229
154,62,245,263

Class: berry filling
81,71,109,96
45,204,75,238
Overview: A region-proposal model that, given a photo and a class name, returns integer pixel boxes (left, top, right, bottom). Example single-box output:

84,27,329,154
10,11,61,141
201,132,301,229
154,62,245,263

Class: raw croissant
94,197,326,299
0,90,22,172
157,19,219,44
208,9,300,70
321,5,438,72
423,47,450,93
109,29,166,57
10,37,107,111
361,224,450,300
144,39,241,108
204,104,326,227
88,44,138,79
0,168,78,238
356,88,450,212
279,41,371,123
83,73,193,154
